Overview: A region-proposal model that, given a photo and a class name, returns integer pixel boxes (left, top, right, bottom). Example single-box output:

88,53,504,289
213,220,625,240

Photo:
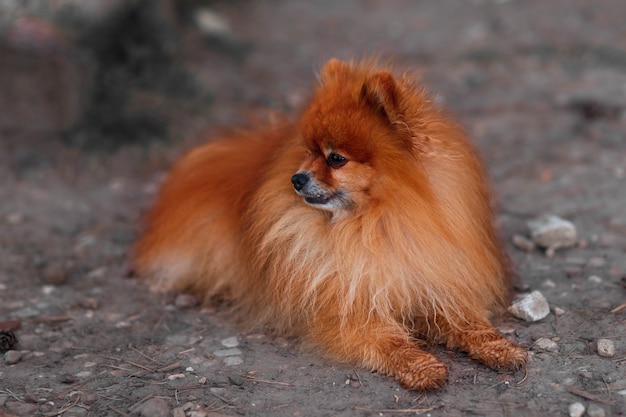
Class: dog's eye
326,153,347,168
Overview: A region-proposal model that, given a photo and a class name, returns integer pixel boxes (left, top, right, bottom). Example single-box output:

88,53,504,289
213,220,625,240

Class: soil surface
1,1,625,416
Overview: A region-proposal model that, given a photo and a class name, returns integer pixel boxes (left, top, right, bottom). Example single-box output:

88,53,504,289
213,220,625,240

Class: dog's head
292,59,421,215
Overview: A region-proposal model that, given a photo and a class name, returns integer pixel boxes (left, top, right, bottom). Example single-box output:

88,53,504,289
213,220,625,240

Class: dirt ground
1,1,625,416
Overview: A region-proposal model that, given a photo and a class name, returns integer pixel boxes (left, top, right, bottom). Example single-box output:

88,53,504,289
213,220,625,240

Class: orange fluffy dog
134,59,527,390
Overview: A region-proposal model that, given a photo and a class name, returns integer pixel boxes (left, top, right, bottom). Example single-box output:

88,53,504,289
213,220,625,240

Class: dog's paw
395,353,448,391
471,338,527,370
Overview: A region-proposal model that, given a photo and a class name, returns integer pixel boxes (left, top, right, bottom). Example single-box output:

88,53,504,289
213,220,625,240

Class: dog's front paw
471,338,527,370
388,349,448,391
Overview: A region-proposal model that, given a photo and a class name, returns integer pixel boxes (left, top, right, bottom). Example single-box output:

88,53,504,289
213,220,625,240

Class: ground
1,1,625,416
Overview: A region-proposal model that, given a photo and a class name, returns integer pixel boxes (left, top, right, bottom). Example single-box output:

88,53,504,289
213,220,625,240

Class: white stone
534,337,559,353
568,402,585,417
596,339,615,357
221,336,239,348
588,275,603,284
509,291,550,322
527,215,577,249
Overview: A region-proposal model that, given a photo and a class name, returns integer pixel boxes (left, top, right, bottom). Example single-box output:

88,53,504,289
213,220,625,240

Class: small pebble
534,337,559,353
564,267,582,278
554,307,566,316
79,297,100,310
6,401,39,416
512,234,535,252
175,294,198,309
587,404,606,417
588,275,603,284
223,356,243,366
221,336,239,348
167,373,186,380
4,350,23,365
42,261,70,285
527,214,577,250
596,339,615,357
568,402,585,417
509,291,550,322
228,373,244,386
213,348,242,357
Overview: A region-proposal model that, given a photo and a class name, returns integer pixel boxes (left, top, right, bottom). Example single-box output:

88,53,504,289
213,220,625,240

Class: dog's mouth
303,193,332,206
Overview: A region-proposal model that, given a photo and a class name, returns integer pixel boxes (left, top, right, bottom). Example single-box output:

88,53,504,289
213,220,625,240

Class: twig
516,365,529,386
353,369,362,386
96,354,156,372
31,315,72,324
130,346,159,363
566,385,613,405
0,388,23,402
156,361,182,373
610,302,626,314
244,377,294,387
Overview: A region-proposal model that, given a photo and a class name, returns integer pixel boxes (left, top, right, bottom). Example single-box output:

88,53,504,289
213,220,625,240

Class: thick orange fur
134,59,526,390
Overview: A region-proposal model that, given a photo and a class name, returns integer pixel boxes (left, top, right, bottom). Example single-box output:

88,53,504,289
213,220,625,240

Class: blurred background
1,1,625,416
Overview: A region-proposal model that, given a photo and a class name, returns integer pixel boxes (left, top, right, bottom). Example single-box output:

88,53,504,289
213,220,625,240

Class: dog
133,58,527,390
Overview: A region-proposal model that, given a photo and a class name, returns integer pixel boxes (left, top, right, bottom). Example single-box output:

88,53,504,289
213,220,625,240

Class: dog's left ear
360,71,400,125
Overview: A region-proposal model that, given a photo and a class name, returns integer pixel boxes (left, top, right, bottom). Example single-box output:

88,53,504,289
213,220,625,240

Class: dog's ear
360,71,399,124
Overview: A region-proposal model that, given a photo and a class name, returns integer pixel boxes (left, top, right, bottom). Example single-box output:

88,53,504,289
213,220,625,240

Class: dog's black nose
291,173,309,191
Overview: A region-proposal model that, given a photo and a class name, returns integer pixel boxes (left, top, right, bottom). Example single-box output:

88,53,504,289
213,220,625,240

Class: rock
129,397,171,417
596,339,615,357
568,402,585,417
175,294,198,309
221,336,239,348
587,404,606,417
512,234,535,252
4,350,23,365
5,401,38,416
564,267,582,278
553,307,566,316
509,291,550,322
527,215,577,250
228,373,244,386
42,260,71,285
587,275,603,284
223,356,243,366
534,337,559,353
213,348,242,357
